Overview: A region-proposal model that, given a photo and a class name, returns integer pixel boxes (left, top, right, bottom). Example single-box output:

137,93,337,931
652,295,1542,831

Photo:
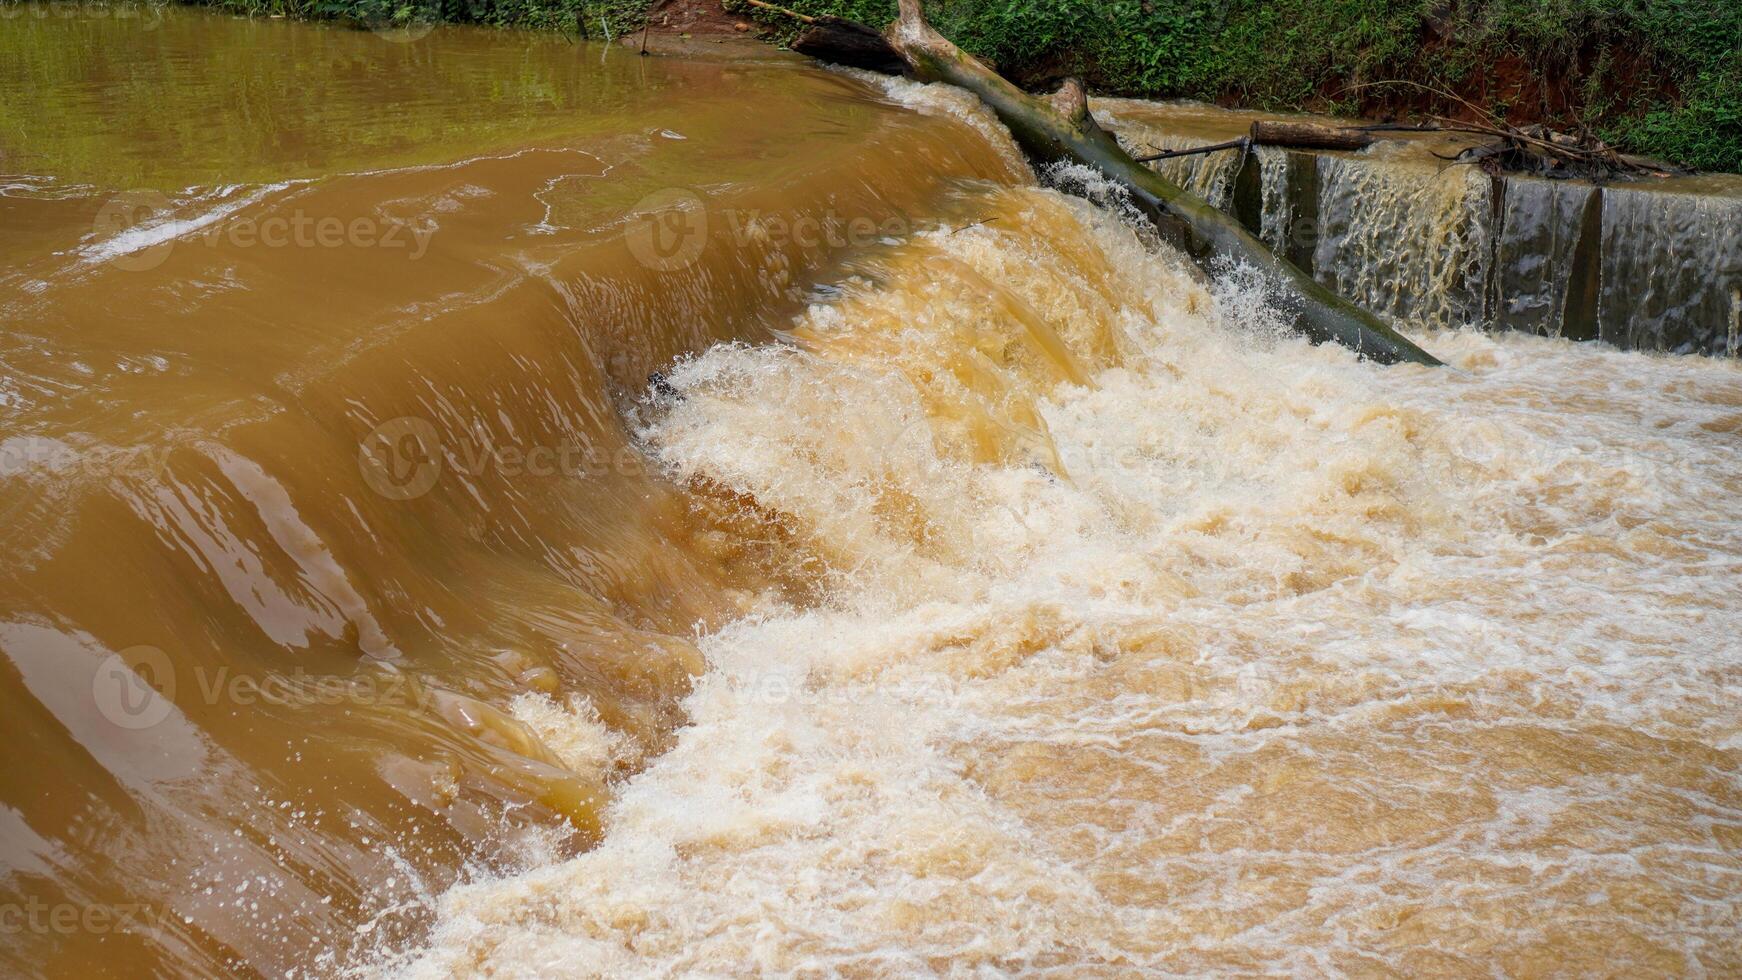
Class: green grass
734,0,1742,173
190,0,652,41
173,0,1741,172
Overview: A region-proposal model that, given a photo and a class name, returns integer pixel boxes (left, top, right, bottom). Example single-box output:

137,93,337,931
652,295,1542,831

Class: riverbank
173,0,1740,174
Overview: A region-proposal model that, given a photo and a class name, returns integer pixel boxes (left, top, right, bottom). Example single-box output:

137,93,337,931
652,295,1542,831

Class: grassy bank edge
174,0,1741,173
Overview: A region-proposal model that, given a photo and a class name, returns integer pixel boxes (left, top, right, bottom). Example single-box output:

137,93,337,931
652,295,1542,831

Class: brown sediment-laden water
2,8,1740,977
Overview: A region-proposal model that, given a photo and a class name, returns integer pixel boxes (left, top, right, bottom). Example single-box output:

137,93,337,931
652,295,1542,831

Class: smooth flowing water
3,9,1740,978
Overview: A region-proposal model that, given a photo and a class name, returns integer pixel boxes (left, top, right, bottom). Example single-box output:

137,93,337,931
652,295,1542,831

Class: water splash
387,178,1742,977
1313,154,1495,330
1099,106,1244,211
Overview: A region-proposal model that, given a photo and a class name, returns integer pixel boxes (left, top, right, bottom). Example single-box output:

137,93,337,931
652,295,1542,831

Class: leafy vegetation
737,0,1741,173
192,0,651,41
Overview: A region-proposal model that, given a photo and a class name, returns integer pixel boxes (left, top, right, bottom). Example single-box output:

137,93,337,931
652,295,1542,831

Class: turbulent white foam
1039,161,1167,254
377,173,1742,976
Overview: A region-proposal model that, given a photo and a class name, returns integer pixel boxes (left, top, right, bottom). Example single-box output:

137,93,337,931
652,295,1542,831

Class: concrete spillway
1099,99,1742,355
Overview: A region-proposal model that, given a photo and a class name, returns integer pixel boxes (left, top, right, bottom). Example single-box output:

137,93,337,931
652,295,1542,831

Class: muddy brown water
3,8,1740,978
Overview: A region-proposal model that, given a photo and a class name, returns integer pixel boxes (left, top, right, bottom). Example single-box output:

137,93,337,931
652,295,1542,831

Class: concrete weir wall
1098,100,1742,356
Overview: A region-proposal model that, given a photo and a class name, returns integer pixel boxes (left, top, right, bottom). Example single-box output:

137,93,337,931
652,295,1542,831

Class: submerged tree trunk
792,0,1441,366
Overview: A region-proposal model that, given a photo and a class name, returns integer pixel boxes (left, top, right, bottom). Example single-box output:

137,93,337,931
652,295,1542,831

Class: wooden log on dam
1133,121,1374,162
1249,120,1375,151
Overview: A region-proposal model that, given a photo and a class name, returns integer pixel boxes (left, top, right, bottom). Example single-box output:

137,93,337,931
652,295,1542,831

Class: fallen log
1133,137,1248,164
1249,120,1373,151
788,0,1440,366
1133,122,1373,163
788,14,912,75
749,0,916,75
1335,80,1668,180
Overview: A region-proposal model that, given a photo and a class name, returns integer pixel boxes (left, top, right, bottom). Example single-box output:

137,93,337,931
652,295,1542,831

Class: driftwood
744,0,913,74
790,17,912,74
783,0,1439,365
1250,120,1374,151
1134,121,1374,163
1430,121,1673,179
1132,137,1249,163
1336,80,1677,180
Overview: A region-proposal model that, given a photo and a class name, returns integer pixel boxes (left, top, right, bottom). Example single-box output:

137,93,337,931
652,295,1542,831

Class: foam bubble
384,177,1742,978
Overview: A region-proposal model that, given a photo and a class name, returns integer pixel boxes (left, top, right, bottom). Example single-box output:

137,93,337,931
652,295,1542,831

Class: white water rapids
380,79,1742,977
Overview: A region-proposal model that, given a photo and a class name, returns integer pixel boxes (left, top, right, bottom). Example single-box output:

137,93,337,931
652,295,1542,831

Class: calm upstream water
3,7,1740,978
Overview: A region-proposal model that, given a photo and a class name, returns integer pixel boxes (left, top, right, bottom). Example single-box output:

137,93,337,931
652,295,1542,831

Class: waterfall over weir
1099,99,1742,355
5,11,1742,976
395,80,1742,979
